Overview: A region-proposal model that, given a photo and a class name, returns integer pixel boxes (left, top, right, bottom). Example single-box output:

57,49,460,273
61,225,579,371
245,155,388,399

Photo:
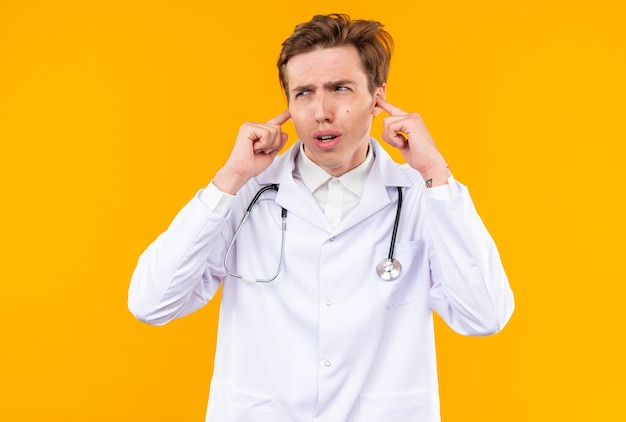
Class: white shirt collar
296,142,374,197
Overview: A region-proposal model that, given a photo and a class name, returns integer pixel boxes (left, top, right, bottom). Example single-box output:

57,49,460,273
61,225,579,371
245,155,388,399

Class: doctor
128,13,514,422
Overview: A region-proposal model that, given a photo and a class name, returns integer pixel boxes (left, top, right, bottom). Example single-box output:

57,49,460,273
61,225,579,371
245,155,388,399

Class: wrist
213,167,249,195
421,162,451,188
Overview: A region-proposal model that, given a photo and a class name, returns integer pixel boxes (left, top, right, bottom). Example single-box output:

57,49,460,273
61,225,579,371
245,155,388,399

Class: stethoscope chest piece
376,258,401,281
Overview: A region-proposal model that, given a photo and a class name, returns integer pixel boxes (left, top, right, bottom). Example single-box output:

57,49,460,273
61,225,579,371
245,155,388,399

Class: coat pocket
360,389,439,421
223,384,275,422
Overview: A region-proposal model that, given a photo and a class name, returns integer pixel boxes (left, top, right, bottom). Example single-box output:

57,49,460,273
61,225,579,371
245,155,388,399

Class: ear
372,83,387,116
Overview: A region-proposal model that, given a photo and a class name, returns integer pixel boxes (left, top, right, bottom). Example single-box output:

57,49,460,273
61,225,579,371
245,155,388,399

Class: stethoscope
224,184,403,282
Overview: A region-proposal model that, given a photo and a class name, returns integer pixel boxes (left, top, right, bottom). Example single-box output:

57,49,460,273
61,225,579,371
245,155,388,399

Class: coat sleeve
427,182,515,336
127,191,229,326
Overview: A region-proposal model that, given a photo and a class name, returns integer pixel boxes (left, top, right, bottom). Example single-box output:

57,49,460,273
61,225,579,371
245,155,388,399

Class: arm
127,193,230,325
378,98,513,335
128,111,291,325
426,184,514,335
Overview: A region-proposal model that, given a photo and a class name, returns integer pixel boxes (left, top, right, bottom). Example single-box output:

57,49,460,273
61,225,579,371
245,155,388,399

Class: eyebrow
290,79,357,95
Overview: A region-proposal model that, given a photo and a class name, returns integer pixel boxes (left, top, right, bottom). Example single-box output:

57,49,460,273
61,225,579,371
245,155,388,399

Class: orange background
1,0,624,420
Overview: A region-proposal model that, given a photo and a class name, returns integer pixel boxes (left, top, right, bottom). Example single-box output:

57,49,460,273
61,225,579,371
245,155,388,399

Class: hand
213,110,291,194
377,98,450,187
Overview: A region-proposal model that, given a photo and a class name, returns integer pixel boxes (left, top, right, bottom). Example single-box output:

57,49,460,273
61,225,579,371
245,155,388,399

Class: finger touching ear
371,84,386,115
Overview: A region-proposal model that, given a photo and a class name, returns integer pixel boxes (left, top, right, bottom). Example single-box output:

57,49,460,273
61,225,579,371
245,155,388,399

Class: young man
129,14,514,421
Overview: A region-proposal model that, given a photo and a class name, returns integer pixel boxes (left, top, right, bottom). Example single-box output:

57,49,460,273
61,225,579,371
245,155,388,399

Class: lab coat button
325,299,332,306
329,237,335,242
324,360,332,367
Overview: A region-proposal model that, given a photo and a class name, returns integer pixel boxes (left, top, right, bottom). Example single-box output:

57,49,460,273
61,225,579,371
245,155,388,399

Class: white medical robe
128,139,515,422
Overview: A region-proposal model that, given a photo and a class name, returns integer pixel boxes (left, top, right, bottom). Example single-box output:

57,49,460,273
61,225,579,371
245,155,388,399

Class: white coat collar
296,142,374,197
256,139,412,234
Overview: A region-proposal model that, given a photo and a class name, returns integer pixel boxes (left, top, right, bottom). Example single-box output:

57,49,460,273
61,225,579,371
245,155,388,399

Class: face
285,45,385,177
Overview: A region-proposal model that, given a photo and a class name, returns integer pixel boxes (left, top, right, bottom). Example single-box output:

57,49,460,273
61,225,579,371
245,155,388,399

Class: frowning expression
286,45,384,177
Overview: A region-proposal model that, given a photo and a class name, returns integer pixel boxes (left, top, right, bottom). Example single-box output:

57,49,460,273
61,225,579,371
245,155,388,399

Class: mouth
311,130,341,150
317,135,338,143
313,130,341,143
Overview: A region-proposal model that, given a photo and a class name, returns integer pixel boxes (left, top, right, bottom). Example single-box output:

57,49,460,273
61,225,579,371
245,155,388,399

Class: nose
314,93,333,123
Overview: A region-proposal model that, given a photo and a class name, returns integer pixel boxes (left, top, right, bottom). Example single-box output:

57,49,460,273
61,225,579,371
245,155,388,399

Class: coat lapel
256,140,413,235
257,144,331,232
339,141,412,233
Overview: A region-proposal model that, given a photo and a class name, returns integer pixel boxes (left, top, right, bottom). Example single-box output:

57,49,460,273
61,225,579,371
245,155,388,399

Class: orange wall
1,0,624,420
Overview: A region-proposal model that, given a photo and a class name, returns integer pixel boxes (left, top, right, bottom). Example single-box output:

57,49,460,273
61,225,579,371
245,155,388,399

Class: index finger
376,98,407,116
266,109,291,126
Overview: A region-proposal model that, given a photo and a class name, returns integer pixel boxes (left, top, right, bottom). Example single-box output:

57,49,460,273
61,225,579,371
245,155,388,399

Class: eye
295,90,311,99
335,86,349,92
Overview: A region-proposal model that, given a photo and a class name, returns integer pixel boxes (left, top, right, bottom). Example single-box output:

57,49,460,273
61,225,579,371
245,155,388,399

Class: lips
317,135,337,142
313,130,341,144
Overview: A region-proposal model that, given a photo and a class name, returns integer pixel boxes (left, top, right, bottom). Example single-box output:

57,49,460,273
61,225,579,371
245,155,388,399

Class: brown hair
277,14,394,97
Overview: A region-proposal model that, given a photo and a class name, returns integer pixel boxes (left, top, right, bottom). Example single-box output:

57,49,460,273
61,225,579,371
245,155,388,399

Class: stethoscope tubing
387,186,403,260
224,184,403,282
224,184,287,283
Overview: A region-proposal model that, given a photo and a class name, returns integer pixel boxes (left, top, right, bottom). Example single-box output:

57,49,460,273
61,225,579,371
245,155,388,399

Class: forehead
285,45,367,87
